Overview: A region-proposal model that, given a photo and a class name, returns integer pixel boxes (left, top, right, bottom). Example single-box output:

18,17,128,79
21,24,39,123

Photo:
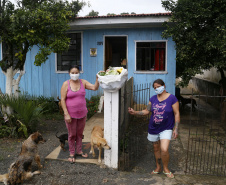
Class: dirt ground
1,102,226,185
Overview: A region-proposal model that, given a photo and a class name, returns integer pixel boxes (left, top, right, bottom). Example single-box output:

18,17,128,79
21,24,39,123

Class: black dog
176,95,197,111
55,132,85,151
56,132,68,151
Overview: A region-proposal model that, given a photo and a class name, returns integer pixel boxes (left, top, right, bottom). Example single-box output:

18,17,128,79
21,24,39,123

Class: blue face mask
155,86,165,94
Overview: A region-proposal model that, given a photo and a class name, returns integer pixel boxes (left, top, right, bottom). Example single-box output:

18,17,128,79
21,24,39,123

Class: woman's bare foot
68,155,75,163
163,171,174,178
151,168,161,174
76,152,88,158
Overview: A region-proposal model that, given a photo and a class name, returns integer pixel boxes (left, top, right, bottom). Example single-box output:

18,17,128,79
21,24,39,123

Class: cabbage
106,69,119,75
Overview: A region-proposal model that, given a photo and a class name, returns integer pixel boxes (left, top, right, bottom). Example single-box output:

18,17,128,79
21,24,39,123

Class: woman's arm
83,76,99,91
128,102,151,116
60,81,71,123
172,101,180,139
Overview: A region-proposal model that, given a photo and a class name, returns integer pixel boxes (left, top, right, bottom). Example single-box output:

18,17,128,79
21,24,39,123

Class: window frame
134,40,168,74
55,31,83,73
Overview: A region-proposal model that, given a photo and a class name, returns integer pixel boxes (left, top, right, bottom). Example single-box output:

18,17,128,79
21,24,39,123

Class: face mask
70,73,79,81
155,86,165,95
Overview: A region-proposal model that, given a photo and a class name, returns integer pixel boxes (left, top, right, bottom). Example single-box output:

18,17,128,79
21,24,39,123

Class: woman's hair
68,65,80,73
152,79,165,88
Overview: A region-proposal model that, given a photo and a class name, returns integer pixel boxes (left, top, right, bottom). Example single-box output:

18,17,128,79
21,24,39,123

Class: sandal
163,171,174,178
68,156,75,164
76,152,88,158
151,170,160,174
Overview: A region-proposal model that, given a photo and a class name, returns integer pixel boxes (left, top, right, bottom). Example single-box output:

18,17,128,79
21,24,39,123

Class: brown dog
0,132,46,185
57,96,64,115
89,125,111,163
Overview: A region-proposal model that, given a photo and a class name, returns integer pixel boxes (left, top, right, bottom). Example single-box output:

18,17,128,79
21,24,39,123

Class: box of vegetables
97,66,128,92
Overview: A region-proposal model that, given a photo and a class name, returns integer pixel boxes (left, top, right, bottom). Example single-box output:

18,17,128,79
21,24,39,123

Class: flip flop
163,171,174,178
68,156,75,164
76,153,88,158
151,170,160,174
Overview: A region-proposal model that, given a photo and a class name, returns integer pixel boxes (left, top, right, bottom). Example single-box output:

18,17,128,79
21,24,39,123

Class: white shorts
147,130,173,142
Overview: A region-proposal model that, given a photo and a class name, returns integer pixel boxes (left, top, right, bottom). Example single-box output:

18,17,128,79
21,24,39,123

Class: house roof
76,13,172,19
70,13,172,30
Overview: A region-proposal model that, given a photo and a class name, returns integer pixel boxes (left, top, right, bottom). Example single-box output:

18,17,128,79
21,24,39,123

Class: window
136,41,166,72
57,32,82,72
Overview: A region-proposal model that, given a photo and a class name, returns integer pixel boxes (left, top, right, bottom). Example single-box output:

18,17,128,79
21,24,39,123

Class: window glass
57,33,82,71
136,42,166,71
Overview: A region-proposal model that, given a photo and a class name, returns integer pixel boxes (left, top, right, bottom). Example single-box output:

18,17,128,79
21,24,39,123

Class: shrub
86,96,100,120
35,96,58,114
0,94,47,138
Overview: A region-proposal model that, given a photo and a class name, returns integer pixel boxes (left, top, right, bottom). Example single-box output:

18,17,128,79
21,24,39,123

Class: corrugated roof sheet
77,12,172,19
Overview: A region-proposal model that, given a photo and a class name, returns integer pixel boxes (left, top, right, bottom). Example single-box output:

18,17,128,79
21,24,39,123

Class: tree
120,12,129,15
161,0,226,94
86,9,99,16
0,0,85,98
107,13,116,16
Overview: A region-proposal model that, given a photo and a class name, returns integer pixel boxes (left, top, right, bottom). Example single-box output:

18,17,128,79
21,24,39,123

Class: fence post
104,90,119,169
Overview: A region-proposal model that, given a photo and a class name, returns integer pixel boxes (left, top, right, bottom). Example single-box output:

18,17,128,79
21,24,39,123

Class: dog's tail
0,173,9,184
57,96,60,101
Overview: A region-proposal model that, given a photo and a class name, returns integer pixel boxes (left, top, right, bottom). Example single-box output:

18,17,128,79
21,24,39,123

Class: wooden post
104,90,119,169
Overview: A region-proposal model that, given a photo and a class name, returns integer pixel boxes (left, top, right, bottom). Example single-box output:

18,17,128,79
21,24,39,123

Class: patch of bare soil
0,118,122,185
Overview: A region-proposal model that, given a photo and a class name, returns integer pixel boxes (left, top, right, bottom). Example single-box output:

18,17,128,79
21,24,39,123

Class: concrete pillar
104,90,119,169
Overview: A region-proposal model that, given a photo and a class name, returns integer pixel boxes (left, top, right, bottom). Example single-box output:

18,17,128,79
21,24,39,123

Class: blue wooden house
0,13,176,100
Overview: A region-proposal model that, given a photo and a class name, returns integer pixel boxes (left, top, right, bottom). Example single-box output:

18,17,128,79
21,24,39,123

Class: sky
10,0,167,17
77,0,167,16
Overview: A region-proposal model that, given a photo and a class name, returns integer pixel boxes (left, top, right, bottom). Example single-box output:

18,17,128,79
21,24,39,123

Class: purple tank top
65,79,88,119
148,94,178,134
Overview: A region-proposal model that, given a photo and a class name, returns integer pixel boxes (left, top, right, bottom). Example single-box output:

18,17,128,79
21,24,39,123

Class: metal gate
118,78,151,171
117,80,226,175
183,93,226,176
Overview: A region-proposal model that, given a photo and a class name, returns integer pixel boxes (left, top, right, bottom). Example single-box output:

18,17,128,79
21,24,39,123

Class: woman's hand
128,107,136,115
172,128,178,139
64,113,72,123
96,71,105,78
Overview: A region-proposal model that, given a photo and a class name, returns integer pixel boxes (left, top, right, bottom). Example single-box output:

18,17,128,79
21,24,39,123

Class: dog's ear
31,132,39,143
102,128,104,131
32,132,44,143
97,142,101,147
91,127,95,133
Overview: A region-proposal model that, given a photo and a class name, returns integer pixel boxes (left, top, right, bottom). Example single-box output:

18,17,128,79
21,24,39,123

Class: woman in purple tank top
128,79,180,178
60,65,100,163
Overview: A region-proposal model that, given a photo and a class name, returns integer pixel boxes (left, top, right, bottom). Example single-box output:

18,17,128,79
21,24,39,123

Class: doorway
104,36,127,71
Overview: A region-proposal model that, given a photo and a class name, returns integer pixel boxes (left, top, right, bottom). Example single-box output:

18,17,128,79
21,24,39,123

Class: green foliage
0,93,59,138
120,12,129,15
35,96,58,114
107,13,116,16
162,0,226,87
0,94,44,134
42,112,63,121
0,0,86,72
17,120,28,138
86,10,99,16
86,96,100,120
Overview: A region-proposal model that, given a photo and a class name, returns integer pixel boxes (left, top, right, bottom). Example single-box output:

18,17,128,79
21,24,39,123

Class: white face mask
70,73,79,81
155,86,165,95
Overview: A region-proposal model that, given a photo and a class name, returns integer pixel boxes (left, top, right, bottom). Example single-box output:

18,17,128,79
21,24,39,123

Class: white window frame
134,40,168,74
55,31,83,73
